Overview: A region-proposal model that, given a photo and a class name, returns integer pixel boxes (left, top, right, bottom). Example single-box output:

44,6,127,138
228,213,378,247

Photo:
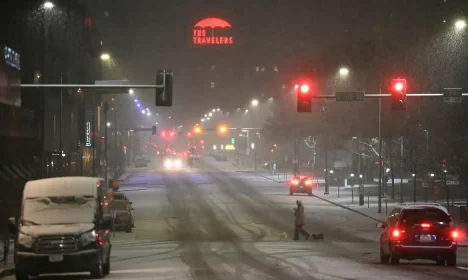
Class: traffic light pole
378,97,382,213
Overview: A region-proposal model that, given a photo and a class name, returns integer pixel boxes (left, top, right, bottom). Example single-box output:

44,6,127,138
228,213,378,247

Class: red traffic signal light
297,83,312,112
390,78,407,111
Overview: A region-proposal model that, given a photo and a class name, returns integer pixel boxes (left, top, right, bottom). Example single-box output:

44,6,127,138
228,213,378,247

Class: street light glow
129,89,134,95
106,122,111,127
455,20,467,30
100,53,110,61
339,67,349,76
141,110,145,114
209,112,213,117
43,1,54,9
147,112,151,116
251,99,259,107
212,109,216,112
217,108,220,111
136,104,140,107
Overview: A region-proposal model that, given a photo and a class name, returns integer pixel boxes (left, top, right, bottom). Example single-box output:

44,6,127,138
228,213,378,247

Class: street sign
443,88,462,103
336,91,365,102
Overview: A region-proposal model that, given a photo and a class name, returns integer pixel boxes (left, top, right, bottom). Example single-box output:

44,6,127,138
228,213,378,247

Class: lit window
274,66,278,72
255,66,260,72
210,82,215,88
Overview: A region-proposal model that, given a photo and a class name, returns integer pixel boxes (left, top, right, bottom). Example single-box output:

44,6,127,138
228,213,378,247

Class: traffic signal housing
297,83,312,112
390,79,407,111
155,70,173,106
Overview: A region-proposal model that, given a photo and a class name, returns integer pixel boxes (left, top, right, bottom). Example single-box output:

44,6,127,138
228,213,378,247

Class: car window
401,208,450,225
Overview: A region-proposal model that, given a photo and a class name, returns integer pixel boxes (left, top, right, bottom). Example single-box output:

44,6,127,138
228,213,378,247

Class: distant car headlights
174,160,182,168
164,159,173,168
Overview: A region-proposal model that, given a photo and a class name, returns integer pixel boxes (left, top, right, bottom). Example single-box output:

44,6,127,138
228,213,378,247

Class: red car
289,176,315,196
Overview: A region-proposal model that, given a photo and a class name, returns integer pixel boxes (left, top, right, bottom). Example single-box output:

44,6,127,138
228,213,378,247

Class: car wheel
15,270,29,280
436,257,445,266
390,248,400,265
380,244,389,264
90,255,105,278
446,253,457,267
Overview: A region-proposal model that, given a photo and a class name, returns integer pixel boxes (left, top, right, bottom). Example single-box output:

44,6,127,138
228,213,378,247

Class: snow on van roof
24,177,101,199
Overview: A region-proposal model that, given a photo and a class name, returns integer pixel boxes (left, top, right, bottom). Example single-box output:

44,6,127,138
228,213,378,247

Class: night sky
96,0,467,126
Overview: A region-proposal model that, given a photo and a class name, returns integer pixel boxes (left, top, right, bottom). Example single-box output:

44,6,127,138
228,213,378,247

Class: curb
311,193,385,223
0,267,14,279
255,173,288,183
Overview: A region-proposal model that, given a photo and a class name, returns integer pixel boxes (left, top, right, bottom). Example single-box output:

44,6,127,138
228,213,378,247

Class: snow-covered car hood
20,223,95,237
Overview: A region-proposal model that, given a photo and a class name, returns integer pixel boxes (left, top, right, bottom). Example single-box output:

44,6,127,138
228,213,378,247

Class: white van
8,177,112,279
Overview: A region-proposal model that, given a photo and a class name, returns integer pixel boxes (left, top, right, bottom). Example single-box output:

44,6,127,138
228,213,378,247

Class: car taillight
420,223,431,228
451,230,458,240
292,180,299,185
392,229,401,239
305,180,312,185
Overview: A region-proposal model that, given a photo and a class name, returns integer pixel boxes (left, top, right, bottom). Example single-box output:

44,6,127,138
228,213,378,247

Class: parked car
113,192,132,205
109,200,134,233
9,177,112,279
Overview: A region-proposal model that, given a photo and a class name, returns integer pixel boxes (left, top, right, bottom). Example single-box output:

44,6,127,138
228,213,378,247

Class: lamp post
103,102,109,183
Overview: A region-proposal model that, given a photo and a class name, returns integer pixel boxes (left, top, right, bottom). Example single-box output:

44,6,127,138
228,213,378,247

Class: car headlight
79,230,96,246
174,160,182,168
18,232,35,248
164,160,173,168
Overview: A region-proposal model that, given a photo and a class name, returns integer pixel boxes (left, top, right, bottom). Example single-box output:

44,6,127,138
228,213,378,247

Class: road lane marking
111,267,189,274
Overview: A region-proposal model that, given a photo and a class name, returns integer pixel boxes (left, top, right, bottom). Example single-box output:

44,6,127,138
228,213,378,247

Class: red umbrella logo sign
193,17,234,45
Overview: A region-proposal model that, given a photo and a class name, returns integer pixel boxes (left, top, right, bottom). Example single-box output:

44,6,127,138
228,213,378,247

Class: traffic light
297,83,312,112
390,79,407,111
155,70,173,107
230,137,235,144
152,125,157,135
218,125,228,135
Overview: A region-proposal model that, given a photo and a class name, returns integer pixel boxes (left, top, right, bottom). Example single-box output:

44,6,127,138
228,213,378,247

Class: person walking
293,200,310,240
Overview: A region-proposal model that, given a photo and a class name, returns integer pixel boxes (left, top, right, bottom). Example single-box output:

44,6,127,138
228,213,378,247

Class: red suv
378,203,458,266
289,176,315,196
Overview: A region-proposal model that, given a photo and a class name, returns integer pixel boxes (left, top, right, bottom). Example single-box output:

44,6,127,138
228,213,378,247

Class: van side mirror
8,217,17,235
376,222,386,229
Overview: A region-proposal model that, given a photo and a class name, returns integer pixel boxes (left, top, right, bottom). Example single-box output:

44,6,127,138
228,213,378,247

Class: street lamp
43,1,54,9
208,112,213,117
455,19,467,30
217,108,220,111
251,99,259,107
339,67,349,76
141,110,145,114
136,104,140,107
129,89,134,95
147,112,151,116
100,53,111,61
212,109,216,112
106,122,111,127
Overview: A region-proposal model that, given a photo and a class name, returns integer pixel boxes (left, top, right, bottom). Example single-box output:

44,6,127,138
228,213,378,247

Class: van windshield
22,196,96,225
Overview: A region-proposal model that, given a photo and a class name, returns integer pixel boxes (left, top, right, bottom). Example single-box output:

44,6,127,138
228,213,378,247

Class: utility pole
400,136,404,203
293,138,298,177
59,74,63,175
114,108,117,174
103,102,109,183
92,94,96,177
378,94,382,213
324,104,329,195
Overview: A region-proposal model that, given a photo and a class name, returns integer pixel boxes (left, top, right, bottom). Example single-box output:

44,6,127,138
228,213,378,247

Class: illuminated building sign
85,122,92,147
193,17,234,45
